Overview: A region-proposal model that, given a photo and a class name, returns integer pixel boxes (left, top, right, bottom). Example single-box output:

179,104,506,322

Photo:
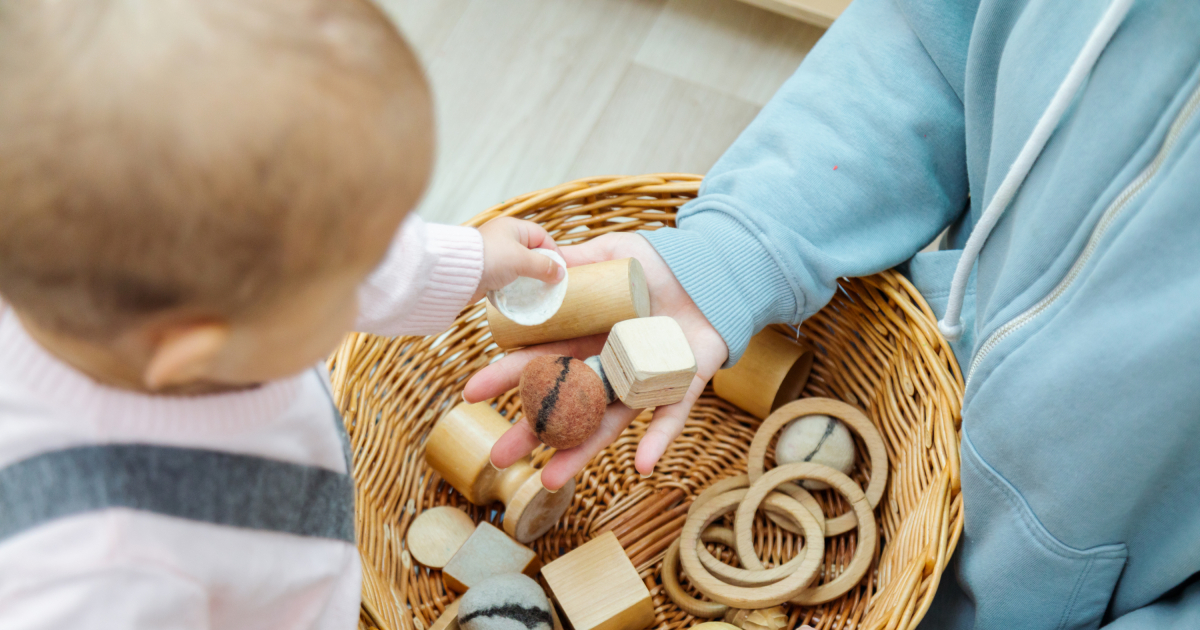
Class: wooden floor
377,0,826,225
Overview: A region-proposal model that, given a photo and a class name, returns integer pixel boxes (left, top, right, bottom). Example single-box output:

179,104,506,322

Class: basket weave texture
330,174,964,630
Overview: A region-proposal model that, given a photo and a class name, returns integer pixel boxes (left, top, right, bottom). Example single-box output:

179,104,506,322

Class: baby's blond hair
0,0,431,337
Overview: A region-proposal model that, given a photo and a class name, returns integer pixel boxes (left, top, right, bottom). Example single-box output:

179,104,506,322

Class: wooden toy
712,329,813,420
459,573,554,630
489,249,569,325
426,403,576,543
734,463,877,606
430,600,462,630
599,316,697,409
747,398,886,536
520,355,606,449
406,506,477,569
724,607,789,630
774,414,855,490
541,531,654,630
486,258,649,350
691,624,741,630
678,487,823,608
442,522,541,593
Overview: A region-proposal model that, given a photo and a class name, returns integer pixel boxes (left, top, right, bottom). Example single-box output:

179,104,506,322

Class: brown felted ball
520,355,606,450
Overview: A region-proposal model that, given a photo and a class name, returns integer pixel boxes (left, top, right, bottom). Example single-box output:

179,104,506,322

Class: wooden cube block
600,316,696,409
542,531,654,630
442,522,541,593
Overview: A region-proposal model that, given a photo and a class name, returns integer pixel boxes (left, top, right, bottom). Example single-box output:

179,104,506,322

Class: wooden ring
679,488,823,608
689,474,826,534
736,462,878,605
693,490,823,586
747,398,887,536
662,530,732,618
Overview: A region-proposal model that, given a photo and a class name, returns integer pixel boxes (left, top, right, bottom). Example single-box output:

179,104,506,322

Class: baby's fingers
540,404,639,490
517,247,565,283
634,372,708,476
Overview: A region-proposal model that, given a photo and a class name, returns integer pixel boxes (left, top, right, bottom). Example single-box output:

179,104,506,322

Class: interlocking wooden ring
747,398,887,536
689,479,825,586
679,488,824,608
736,462,877,605
692,489,819,586
662,528,734,619
689,474,826,535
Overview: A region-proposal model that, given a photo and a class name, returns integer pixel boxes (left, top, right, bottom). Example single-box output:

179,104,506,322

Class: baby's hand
472,218,566,304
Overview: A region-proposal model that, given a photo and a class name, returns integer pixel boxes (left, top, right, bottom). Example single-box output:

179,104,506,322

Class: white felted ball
775,414,855,490
487,249,568,325
459,574,553,630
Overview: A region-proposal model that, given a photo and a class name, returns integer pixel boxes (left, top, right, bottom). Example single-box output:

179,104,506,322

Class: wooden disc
678,488,824,608
747,398,887,536
406,507,476,569
735,463,877,605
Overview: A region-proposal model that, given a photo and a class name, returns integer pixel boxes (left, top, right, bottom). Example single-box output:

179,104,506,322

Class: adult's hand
462,232,728,491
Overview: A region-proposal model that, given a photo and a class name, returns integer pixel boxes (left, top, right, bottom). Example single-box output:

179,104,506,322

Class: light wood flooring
376,0,826,225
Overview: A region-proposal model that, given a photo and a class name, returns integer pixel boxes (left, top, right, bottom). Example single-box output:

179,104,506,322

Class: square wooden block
442,522,541,593
542,531,653,630
600,316,697,409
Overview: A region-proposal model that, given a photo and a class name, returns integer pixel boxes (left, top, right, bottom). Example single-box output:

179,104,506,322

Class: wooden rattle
426,403,576,543
599,316,697,409
542,531,654,630
486,258,649,350
747,398,887,537
713,329,813,419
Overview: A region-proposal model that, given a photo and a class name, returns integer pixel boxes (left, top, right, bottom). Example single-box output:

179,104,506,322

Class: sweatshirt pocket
949,434,1128,630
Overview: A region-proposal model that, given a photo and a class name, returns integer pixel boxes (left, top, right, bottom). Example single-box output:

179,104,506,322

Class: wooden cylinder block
712,329,813,419
426,403,576,543
486,258,649,350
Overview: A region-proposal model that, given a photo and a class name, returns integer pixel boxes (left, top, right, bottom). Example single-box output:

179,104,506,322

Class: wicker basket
330,174,964,630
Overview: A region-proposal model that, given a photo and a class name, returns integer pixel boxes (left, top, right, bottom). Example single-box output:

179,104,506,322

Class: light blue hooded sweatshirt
642,0,1200,628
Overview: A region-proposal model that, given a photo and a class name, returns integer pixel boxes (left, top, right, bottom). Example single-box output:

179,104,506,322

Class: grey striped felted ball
775,414,856,490
459,573,553,630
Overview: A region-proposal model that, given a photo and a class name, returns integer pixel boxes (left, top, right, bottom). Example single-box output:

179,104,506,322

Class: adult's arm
643,0,975,364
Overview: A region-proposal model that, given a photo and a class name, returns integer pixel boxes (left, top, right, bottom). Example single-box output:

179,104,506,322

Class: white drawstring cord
938,0,1135,341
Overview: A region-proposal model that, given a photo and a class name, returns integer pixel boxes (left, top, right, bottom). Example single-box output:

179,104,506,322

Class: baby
0,0,561,627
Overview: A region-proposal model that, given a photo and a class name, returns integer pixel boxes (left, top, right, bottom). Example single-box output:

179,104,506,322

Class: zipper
965,81,1200,388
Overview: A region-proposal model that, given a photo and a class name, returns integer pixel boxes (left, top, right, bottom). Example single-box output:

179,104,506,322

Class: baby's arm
356,216,563,338
356,216,485,337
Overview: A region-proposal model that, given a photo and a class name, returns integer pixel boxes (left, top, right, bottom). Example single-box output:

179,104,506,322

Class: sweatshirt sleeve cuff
641,211,800,367
357,219,483,337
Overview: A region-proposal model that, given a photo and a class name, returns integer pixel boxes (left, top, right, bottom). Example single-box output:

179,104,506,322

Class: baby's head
0,0,432,391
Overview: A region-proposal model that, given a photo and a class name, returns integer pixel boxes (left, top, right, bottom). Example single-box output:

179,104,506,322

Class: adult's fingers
559,234,627,267
489,417,541,470
540,403,640,490
634,372,709,475
462,334,607,403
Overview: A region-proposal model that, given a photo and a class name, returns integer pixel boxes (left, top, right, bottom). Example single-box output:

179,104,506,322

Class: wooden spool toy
334,175,965,630
425,402,576,543
485,258,649,350
713,328,814,420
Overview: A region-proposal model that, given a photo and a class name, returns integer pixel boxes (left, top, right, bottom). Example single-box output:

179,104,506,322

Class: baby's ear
142,322,231,391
